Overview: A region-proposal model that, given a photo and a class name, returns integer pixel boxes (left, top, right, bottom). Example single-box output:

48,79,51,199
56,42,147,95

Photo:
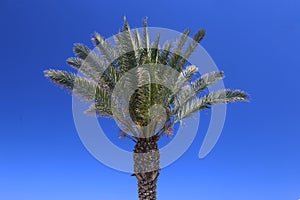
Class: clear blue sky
1,0,300,199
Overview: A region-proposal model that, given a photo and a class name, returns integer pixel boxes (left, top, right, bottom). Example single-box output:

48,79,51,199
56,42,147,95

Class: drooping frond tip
223,89,249,102
44,69,75,90
199,89,249,106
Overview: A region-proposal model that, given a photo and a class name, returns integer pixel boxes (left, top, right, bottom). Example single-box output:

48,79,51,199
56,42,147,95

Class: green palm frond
175,89,249,121
158,41,173,65
85,103,112,117
44,69,112,117
73,43,91,60
168,65,198,104
179,29,206,68
192,71,224,93
169,29,190,70
67,42,120,91
142,17,150,59
132,29,145,65
150,33,161,63
92,32,118,65
66,57,82,70
172,71,225,112
71,44,105,78
133,29,143,50
115,17,139,72
175,65,198,90
45,69,74,90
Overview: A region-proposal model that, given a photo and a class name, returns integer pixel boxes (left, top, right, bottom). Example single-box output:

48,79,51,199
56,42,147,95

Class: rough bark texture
133,135,160,200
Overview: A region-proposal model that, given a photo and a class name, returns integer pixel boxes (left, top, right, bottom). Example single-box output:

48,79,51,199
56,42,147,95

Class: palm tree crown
45,17,248,141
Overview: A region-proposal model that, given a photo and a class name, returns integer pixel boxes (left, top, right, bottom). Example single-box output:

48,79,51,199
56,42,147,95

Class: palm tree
44,17,248,200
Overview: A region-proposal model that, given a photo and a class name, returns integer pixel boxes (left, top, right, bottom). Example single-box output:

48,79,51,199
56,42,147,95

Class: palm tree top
44,17,248,141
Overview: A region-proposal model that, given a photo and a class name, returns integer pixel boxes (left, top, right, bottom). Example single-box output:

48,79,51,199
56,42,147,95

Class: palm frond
179,29,206,68
92,32,117,65
70,42,121,91
85,103,113,117
44,69,112,116
73,43,91,60
115,17,139,72
206,89,249,104
150,33,161,63
175,89,248,121
169,29,190,70
192,71,224,93
45,69,75,90
158,41,173,65
132,29,147,66
173,71,224,113
142,17,150,59
71,44,106,79
133,29,143,50
66,57,82,70
170,65,198,103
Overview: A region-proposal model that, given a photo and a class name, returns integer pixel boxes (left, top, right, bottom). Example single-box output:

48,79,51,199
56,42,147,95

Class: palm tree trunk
133,135,160,200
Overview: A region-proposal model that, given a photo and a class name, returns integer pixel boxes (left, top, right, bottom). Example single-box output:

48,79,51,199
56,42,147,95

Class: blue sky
0,0,300,199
